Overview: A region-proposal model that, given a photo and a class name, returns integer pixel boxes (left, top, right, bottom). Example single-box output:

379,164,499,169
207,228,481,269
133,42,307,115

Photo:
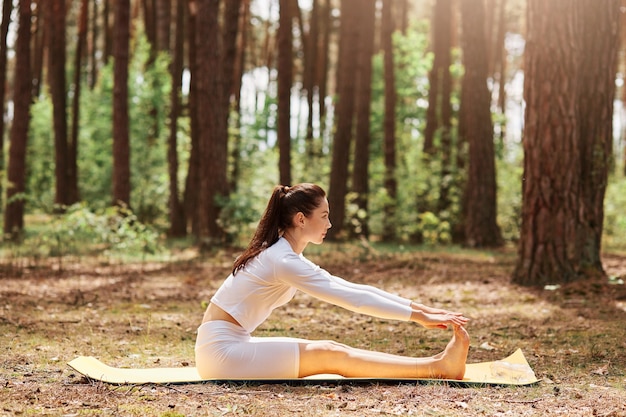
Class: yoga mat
67,348,538,386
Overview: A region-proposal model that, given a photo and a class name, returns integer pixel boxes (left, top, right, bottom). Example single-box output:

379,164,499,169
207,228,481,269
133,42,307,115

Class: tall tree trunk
423,0,452,157
229,0,250,192
350,0,376,239
157,0,171,51
167,0,186,237
142,0,156,48
0,0,14,209
277,0,293,186
4,0,31,238
69,0,89,205
576,0,620,273
459,0,502,247
316,0,331,149
495,0,507,142
89,0,99,89
195,0,226,244
621,0,626,176
381,0,397,242
184,0,200,235
31,1,44,97
513,0,619,287
104,0,113,64
220,0,241,193
302,0,318,161
327,0,359,240
48,0,71,209
112,0,131,207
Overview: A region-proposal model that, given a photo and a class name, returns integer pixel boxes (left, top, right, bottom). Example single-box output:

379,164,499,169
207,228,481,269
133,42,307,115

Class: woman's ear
294,212,306,227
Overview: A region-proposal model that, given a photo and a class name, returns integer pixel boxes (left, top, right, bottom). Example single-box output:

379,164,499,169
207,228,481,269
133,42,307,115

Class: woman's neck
282,229,307,254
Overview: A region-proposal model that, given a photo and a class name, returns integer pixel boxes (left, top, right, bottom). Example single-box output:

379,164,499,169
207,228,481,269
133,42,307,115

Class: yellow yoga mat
67,348,538,386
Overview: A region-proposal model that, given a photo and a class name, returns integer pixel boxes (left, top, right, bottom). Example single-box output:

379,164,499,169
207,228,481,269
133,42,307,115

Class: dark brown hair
232,183,326,274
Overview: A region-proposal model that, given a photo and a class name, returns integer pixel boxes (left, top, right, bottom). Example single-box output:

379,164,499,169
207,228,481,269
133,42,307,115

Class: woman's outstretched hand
410,302,469,329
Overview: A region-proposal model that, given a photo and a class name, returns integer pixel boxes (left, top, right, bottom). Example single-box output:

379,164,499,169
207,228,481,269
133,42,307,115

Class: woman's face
303,198,332,244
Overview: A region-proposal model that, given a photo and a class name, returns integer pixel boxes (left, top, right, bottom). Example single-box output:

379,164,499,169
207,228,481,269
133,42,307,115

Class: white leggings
195,321,305,379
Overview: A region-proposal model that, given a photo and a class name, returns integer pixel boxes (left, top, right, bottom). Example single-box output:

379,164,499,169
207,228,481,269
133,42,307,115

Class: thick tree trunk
350,0,376,239
277,0,293,186
576,0,620,272
459,0,502,248
4,0,31,238
381,0,397,242
195,0,226,244
327,0,359,240
513,0,581,286
112,0,131,207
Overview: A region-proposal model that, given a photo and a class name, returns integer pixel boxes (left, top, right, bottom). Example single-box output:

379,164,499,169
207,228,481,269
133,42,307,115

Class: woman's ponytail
232,183,326,274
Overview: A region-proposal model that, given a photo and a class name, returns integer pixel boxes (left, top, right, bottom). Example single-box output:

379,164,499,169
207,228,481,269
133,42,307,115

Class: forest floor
1,242,625,416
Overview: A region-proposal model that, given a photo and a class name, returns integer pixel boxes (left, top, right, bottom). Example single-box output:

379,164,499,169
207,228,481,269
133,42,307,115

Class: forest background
0,1,626,416
0,0,626,290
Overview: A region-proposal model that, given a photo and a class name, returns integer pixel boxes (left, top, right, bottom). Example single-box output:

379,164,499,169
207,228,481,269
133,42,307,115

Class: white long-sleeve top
211,237,413,333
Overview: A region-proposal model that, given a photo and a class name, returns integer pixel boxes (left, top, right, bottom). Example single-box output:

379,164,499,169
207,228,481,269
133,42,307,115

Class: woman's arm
279,254,469,328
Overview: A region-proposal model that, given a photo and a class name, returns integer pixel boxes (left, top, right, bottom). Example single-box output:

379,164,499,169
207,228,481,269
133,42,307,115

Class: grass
1,242,625,416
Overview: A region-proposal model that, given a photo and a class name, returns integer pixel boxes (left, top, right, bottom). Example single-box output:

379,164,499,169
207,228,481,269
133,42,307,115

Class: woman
195,183,470,380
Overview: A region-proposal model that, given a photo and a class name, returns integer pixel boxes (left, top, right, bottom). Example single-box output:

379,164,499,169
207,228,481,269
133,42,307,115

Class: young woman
195,183,470,380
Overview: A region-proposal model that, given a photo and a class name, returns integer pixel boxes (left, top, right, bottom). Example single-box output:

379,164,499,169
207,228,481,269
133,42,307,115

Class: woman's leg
298,325,469,379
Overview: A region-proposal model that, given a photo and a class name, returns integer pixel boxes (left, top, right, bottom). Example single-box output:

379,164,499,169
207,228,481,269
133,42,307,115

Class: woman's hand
410,303,469,329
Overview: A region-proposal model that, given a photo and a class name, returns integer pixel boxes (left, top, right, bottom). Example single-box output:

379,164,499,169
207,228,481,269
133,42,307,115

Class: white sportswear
210,237,414,333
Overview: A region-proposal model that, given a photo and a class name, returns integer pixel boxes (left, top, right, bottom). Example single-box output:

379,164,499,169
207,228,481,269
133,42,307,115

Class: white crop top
211,237,413,333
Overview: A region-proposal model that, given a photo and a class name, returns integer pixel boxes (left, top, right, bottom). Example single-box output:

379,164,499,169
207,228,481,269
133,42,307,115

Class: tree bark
0,0,14,208
112,0,131,207
47,0,70,208
229,0,250,192
277,0,293,186
104,0,113,64
423,0,452,157
459,0,502,248
167,0,186,237
31,1,44,97
69,0,89,205
302,0,318,160
221,0,241,193
89,0,99,89
350,0,376,239
575,0,619,273
381,0,397,242
513,0,582,286
184,0,200,235
195,0,226,244
156,0,171,51
4,0,31,238
327,0,359,240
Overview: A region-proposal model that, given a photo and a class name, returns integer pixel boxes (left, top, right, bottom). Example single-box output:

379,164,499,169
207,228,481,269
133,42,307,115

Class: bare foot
432,325,470,380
